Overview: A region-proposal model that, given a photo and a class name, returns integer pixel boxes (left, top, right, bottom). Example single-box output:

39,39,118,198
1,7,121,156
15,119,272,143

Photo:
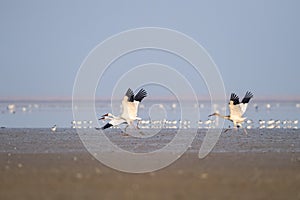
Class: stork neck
217,113,230,119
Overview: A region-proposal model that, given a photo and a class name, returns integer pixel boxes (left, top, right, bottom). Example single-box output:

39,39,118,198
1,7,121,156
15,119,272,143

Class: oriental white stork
208,91,253,133
98,88,147,134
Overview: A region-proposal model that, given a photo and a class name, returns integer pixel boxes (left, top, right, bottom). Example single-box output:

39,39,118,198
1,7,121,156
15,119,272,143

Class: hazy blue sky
0,0,299,99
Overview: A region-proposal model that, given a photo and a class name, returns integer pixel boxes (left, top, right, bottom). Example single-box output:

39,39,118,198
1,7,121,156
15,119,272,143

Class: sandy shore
1,152,299,200
0,128,300,199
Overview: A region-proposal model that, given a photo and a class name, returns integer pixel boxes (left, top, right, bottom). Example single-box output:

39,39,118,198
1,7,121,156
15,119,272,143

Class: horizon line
1,95,300,102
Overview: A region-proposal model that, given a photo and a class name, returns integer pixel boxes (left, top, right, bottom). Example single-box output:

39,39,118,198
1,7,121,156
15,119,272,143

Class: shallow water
0,100,299,128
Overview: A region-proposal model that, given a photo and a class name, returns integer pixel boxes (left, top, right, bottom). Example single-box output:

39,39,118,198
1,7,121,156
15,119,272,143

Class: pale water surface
0,100,299,129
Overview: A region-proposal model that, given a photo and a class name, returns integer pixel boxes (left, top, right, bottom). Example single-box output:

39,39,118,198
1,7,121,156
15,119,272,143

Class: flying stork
98,88,147,133
208,91,253,133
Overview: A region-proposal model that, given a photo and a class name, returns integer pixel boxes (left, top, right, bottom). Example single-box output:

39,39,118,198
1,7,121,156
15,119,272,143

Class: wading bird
208,91,253,134
51,124,57,132
98,88,147,134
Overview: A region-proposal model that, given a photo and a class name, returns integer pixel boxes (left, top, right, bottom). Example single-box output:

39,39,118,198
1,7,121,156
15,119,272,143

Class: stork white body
209,91,253,133
120,88,146,127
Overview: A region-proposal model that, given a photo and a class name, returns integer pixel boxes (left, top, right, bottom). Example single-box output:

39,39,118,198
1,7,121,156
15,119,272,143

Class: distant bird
51,125,57,132
246,119,253,124
208,91,253,133
99,88,147,133
267,119,275,125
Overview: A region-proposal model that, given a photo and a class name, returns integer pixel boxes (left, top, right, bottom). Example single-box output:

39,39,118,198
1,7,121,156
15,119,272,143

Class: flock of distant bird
258,119,298,129
1,88,297,132
96,88,256,135
45,88,300,133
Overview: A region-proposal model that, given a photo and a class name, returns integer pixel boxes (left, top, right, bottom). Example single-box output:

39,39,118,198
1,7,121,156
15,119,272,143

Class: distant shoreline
1,96,300,103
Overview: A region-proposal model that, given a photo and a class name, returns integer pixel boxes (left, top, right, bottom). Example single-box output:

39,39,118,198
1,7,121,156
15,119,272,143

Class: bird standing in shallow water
208,91,253,134
51,125,57,132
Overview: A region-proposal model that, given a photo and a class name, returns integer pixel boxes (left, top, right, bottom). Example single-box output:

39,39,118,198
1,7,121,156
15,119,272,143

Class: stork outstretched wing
134,88,147,102
229,92,253,118
121,88,147,121
240,91,253,115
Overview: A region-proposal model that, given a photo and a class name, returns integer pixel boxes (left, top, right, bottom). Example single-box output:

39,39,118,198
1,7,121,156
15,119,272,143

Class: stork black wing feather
230,93,240,105
101,123,113,130
125,88,134,102
241,91,253,104
134,88,147,102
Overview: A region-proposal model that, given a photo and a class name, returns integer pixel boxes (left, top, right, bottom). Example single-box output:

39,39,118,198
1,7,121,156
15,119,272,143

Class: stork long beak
208,113,216,117
99,113,108,120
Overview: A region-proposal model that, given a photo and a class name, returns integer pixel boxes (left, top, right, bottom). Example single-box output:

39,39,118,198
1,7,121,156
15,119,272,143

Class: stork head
99,115,106,120
99,113,113,120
